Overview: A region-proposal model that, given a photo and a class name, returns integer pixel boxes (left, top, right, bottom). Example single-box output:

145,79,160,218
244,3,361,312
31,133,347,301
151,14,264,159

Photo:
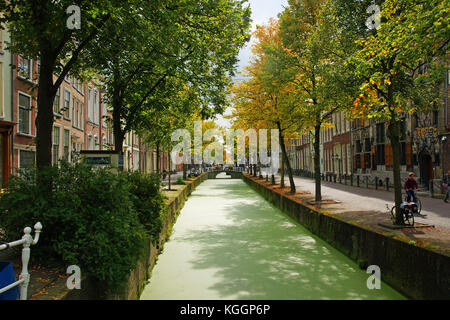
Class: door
419,152,433,189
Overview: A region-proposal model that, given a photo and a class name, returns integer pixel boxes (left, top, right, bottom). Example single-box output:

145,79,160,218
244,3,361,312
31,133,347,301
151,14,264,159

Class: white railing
0,222,43,300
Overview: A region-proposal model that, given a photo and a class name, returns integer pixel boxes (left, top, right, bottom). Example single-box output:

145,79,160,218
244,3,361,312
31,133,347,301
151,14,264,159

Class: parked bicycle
404,190,422,215
388,203,416,226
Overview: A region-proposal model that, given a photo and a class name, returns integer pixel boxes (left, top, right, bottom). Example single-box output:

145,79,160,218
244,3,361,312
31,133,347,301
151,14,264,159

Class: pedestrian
443,170,450,203
404,172,418,203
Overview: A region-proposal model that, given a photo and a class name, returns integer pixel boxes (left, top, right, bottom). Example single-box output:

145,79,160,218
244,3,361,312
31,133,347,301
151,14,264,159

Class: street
275,174,450,230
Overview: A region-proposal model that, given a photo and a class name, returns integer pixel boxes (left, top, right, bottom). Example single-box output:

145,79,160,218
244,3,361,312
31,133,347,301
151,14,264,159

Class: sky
214,0,288,129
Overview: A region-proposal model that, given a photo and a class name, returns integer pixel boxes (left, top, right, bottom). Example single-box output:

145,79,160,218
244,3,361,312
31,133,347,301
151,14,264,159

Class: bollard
357,175,360,187
365,176,369,188
375,177,378,190
429,180,434,197
333,174,337,183
386,177,389,191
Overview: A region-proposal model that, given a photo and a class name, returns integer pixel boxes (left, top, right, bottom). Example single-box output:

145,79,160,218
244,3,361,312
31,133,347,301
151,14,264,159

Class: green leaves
0,162,166,294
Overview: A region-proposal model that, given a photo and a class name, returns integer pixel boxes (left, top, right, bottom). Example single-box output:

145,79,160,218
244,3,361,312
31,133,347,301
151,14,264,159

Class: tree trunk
314,124,322,202
277,123,296,194
36,58,56,171
258,161,263,179
280,152,285,188
183,163,187,180
168,155,172,191
388,119,404,225
111,79,125,155
156,143,160,174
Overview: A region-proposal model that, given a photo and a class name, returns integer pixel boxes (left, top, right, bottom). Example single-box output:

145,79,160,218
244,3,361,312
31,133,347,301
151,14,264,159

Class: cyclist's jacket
404,178,418,191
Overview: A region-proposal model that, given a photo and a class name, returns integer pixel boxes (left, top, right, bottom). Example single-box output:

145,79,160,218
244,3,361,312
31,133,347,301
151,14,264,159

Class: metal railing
0,222,43,300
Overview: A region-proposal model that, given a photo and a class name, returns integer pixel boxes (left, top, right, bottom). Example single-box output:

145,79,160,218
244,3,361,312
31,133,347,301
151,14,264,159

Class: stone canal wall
64,173,208,300
243,174,450,300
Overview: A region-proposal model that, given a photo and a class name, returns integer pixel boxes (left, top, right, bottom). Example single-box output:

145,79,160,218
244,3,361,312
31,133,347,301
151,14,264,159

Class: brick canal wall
243,174,450,300
64,173,208,300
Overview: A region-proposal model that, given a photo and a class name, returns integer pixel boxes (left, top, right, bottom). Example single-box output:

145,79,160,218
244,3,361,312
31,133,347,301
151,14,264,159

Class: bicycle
388,203,415,226
404,190,422,214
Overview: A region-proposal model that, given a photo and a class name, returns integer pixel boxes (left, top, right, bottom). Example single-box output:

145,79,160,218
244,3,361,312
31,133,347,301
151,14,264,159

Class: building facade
287,70,450,191
0,27,14,187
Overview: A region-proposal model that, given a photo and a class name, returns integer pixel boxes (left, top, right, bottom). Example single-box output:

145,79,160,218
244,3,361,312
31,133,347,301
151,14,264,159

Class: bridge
206,168,244,179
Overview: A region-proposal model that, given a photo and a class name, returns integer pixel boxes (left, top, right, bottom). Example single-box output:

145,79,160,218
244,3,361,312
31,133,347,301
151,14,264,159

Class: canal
140,176,405,300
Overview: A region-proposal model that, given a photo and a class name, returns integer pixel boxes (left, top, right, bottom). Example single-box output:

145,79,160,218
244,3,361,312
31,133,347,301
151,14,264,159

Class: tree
89,0,251,155
278,0,349,201
0,0,129,170
231,20,303,194
347,0,448,224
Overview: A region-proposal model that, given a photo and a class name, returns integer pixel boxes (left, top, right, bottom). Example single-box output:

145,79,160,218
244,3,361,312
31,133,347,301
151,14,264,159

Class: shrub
0,162,164,293
174,177,186,185
126,171,166,243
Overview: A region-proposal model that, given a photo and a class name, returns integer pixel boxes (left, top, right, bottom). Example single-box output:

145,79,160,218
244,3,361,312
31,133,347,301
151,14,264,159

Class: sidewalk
254,174,450,256
274,174,450,231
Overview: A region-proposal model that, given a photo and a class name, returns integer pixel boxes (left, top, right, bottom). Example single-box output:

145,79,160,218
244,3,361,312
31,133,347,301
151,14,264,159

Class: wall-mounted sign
84,156,112,165
80,151,122,171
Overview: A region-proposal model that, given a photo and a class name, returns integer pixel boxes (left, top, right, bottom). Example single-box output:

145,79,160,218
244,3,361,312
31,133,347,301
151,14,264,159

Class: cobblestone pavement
274,174,450,231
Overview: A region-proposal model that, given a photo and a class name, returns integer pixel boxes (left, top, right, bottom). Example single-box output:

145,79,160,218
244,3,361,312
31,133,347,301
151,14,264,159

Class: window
94,90,99,125
18,93,32,134
64,129,70,161
364,153,371,169
72,78,82,92
19,150,35,169
88,88,94,122
376,123,385,144
53,127,60,165
433,110,439,126
36,58,40,79
376,123,386,166
63,90,70,119
79,103,84,130
18,56,32,79
355,154,361,169
88,135,93,150
376,145,385,165
400,142,406,165
54,88,61,114
72,98,83,129
364,138,371,153
356,140,362,153
102,101,107,128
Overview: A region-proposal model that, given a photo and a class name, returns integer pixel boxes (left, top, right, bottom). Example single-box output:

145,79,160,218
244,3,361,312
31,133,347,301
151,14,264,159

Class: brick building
287,70,450,191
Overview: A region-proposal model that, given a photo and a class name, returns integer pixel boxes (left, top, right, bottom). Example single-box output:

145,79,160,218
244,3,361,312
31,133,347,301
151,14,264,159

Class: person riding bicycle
404,172,418,203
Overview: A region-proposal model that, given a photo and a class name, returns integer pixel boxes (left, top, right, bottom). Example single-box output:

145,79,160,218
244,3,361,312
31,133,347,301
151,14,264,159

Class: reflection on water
140,179,405,300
